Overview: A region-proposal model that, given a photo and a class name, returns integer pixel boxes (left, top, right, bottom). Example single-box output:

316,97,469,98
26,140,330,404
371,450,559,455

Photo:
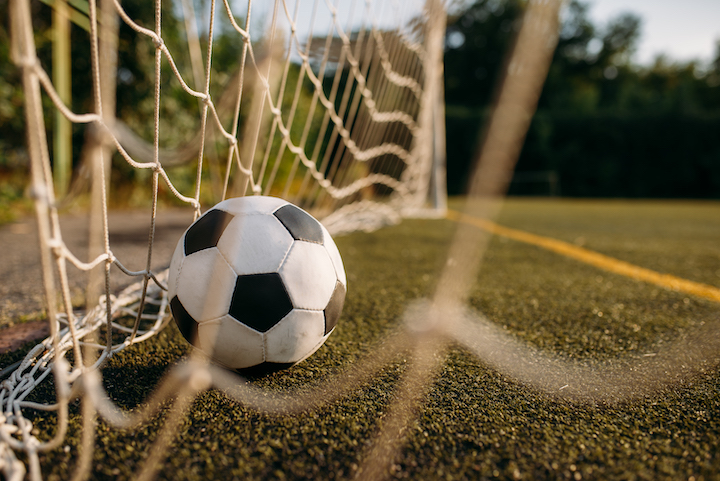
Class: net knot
13,55,38,70
24,436,40,453
47,238,63,254
153,36,164,50
188,367,212,391
27,184,49,203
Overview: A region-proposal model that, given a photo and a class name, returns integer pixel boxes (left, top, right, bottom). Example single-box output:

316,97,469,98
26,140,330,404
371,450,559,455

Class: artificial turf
5,198,720,480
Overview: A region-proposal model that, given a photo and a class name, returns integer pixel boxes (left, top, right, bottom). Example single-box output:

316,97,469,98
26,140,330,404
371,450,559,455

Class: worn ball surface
167,196,346,371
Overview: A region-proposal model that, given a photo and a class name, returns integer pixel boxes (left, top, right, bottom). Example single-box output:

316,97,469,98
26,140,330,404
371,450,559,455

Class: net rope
2,0,574,479
5,0,448,477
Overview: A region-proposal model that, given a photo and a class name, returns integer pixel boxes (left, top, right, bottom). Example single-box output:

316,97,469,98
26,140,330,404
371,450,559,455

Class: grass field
3,198,720,480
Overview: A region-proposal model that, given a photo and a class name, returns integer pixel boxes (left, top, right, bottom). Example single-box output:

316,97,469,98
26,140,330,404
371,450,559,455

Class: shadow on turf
236,362,296,379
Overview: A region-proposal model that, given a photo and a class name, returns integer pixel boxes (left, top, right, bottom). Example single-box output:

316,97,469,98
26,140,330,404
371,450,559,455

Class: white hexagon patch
213,196,288,216
279,241,336,310
265,309,326,363
216,214,294,276
197,315,265,369
175,247,237,323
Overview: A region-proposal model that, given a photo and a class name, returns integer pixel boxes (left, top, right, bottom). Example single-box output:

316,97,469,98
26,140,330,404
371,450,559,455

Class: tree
444,0,720,197
443,0,524,108
540,2,641,111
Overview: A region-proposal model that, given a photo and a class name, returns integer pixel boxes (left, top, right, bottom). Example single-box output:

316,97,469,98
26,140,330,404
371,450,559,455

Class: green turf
10,198,720,480
488,198,720,287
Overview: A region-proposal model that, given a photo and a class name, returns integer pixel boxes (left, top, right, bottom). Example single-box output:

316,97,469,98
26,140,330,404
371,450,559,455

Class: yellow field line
447,209,720,304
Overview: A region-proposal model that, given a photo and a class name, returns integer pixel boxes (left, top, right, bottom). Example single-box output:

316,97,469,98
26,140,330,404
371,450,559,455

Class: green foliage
444,0,720,197
115,0,204,147
0,0,54,222
256,63,323,197
0,28,28,171
0,0,56,168
516,111,720,198
444,0,525,107
543,2,640,111
0,0,254,208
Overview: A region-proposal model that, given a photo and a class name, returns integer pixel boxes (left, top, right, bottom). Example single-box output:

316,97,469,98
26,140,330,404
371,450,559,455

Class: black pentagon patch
323,281,346,335
170,296,199,345
229,273,293,333
184,209,234,256
273,204,324,244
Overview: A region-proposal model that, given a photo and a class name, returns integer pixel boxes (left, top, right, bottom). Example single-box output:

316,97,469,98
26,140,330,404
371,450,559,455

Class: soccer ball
167,196,346,371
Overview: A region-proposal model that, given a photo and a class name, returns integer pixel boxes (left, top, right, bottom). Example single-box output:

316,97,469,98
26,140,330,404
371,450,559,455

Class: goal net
4,0,448,478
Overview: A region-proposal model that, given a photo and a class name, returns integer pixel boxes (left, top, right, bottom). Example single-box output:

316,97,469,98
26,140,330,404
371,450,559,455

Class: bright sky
231,0,719,67
586,0,720,65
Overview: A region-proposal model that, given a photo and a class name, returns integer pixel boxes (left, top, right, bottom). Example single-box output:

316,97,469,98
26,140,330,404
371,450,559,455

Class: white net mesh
5,0,449,478
3,0,581,477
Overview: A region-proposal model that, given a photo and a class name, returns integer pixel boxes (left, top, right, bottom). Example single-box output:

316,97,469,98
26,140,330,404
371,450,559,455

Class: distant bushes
443,0,720,199
446,107,720,198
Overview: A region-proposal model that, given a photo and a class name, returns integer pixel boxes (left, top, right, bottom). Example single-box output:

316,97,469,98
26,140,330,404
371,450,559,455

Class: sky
586,0,720,66
228,0,720,67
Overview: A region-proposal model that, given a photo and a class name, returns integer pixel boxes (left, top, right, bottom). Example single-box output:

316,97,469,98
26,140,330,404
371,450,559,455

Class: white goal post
4,0,448,478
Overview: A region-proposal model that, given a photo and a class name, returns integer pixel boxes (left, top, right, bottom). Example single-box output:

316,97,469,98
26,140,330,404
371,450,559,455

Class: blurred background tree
0,0,319,211
1,0,719,218
444,0,720,198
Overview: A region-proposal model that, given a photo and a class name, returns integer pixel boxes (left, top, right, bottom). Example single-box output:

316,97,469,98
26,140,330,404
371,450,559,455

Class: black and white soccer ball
167,196,346,371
